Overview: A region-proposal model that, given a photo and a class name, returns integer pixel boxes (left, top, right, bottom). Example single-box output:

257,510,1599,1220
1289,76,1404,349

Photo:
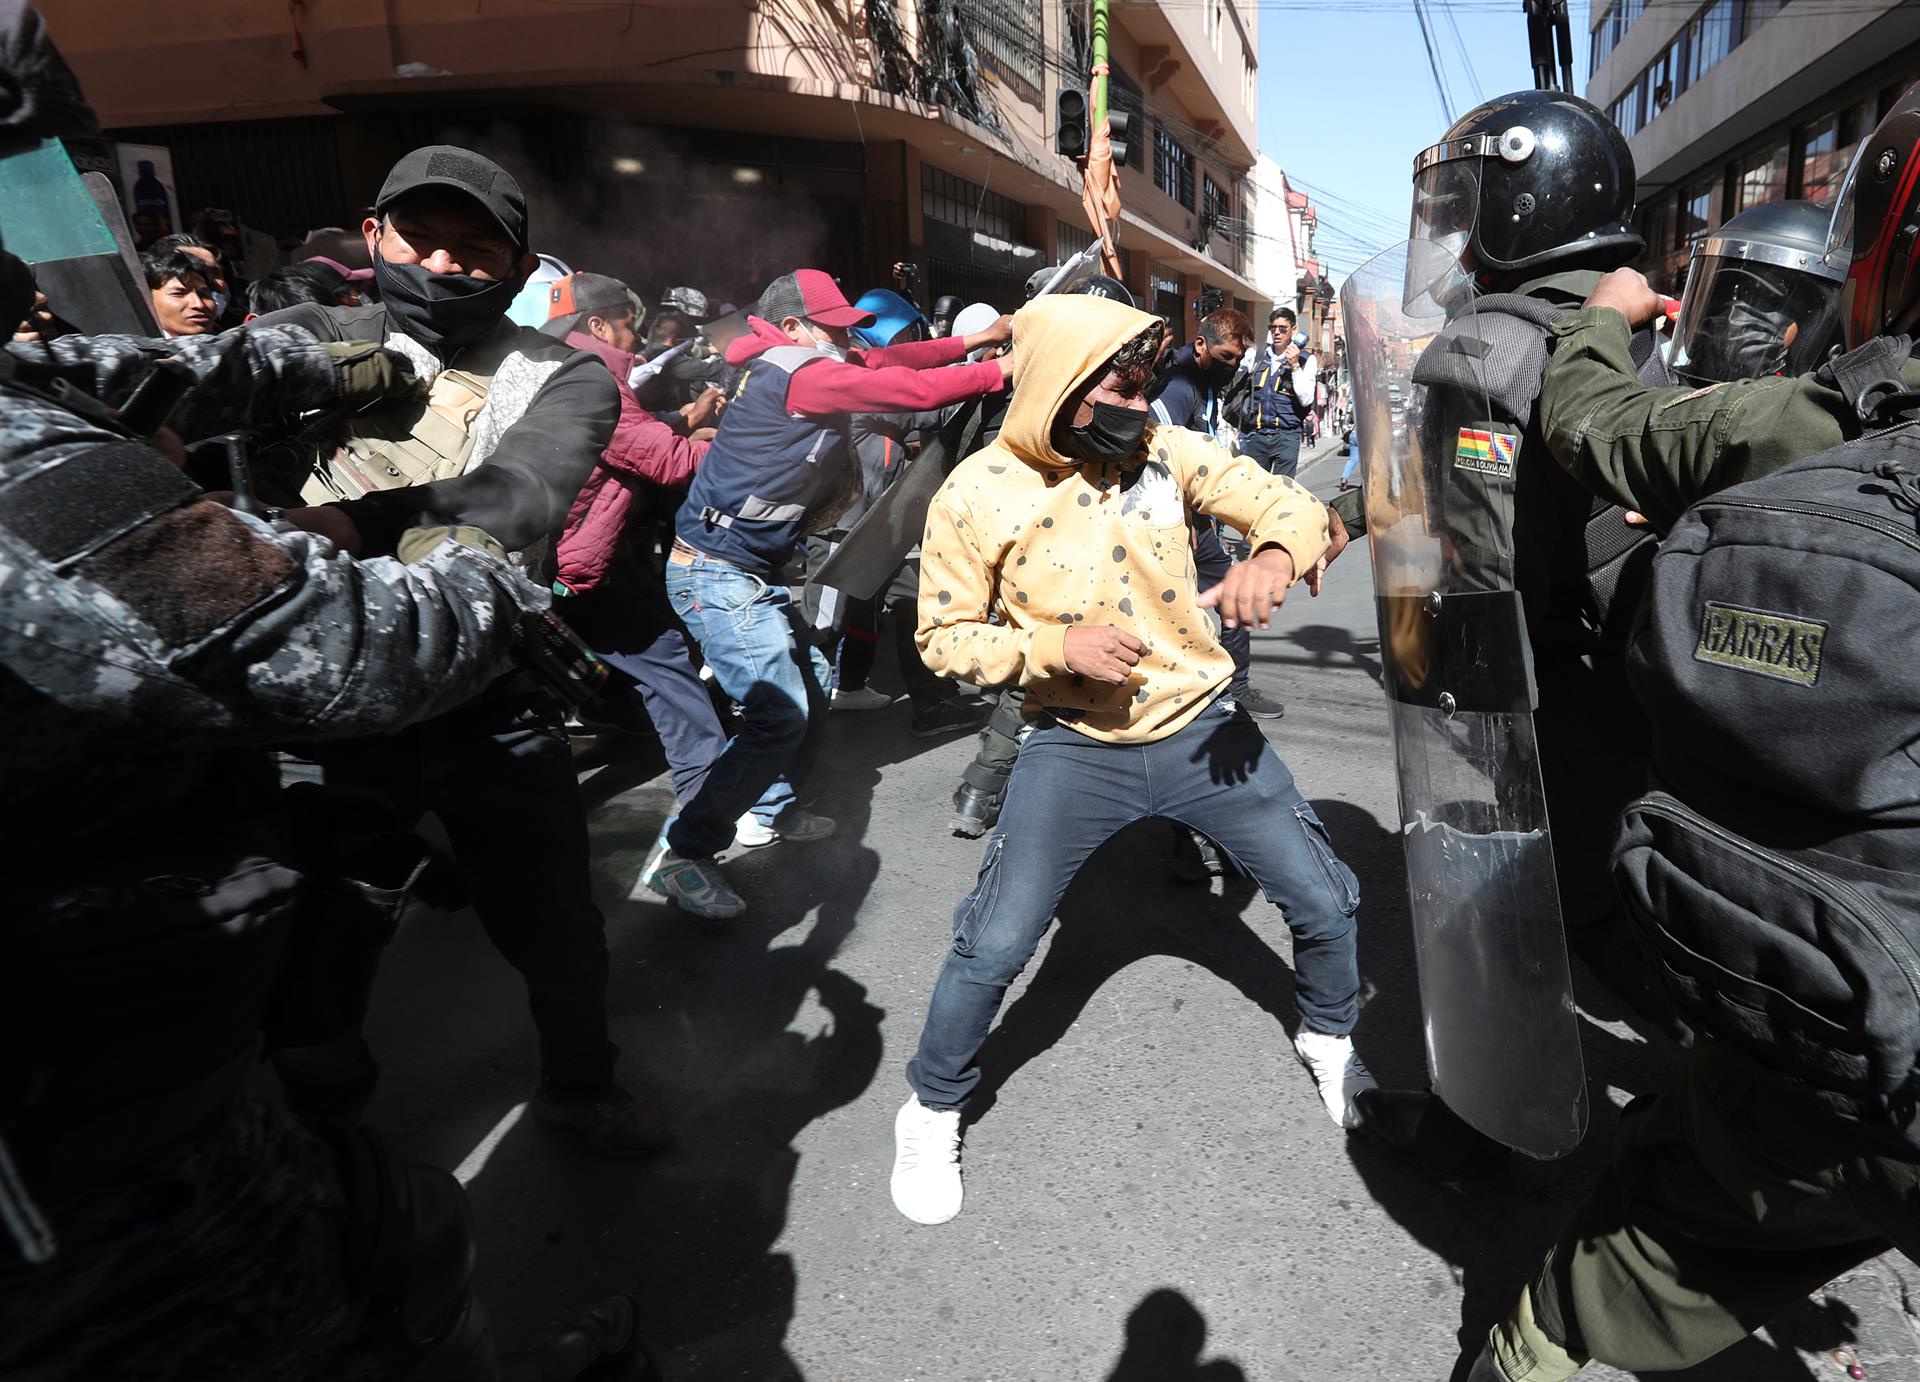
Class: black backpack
1613,336,1920,1126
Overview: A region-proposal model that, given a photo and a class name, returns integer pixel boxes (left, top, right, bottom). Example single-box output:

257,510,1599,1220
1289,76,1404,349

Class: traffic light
1056,88,1088,159
1107,109,1133,166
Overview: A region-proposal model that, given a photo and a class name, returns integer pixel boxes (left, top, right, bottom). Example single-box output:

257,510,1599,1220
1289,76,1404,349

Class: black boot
500,1294,660,1382
951,781,1001,838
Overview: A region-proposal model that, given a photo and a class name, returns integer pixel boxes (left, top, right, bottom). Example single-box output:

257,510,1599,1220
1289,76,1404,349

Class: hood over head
997,294,1160,469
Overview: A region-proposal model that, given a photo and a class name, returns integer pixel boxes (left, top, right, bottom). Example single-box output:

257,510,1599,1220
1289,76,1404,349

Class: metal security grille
1154,125,1194,209
107,116,346,242
922,163,1026,241
1056,219,1094,260
928,254,1031,311
959,0,1044,100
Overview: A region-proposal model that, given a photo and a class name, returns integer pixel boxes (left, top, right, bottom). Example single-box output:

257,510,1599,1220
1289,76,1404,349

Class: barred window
923,162,1026,242
959,0,1044,103
1154,125,1194,209
1056,219,1095,261
1202,175,1228,233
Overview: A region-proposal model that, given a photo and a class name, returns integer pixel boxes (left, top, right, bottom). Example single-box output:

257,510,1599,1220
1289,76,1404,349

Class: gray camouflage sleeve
1,492,546,745
9,324,355,437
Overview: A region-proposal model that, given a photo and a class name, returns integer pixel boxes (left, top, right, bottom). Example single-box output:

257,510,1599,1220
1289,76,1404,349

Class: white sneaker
890,1096,963,1225
639,821,746,919
1292,1029,1377,1128
831,686,895,712
733,809,837,848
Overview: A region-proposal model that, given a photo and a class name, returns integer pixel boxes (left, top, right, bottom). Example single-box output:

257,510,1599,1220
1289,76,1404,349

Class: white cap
951,301,1001,360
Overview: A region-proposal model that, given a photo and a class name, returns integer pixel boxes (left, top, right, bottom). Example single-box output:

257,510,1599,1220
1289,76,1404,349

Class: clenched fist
1063,624,1145,685
1197,546,1298,629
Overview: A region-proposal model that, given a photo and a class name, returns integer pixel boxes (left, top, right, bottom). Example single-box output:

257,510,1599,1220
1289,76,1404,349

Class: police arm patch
1454,423,1519,479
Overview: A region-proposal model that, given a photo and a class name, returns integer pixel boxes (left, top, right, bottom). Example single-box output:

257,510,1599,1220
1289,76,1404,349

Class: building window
1733,141,1789,213
1744,0,1786,34
1685,0,1739,93
1202,175,1229,234
922,163,1026,242
1061,0,1090,87
961,0,1044,104
1056,219,1094,261
1154,125,1195,209
1677,174,1715,258
1800,99,1875,204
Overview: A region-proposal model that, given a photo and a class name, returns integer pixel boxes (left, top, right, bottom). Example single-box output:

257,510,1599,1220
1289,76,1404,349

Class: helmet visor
1670,254,1845,386
1824,140,1868,268
1407,158,1480,308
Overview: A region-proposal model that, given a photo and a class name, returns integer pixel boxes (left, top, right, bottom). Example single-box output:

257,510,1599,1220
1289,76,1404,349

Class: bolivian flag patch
1455,426,1518,478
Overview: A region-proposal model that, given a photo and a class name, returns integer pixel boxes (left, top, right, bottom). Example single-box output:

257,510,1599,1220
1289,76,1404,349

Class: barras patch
1694,600,1826,687
1454,427,1517,478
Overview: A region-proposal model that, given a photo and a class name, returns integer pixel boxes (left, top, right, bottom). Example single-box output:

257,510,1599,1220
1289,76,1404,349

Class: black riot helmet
1827,80,1920,348
1410,89,1641,300
1073,273,1136,307
1670,199,1847,387
930,294,964,335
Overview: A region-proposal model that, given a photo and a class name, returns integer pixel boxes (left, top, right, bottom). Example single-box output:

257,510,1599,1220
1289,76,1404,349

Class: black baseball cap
375,145,528,249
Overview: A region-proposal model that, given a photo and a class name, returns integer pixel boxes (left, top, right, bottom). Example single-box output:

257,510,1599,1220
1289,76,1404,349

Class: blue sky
1254,1,1592,284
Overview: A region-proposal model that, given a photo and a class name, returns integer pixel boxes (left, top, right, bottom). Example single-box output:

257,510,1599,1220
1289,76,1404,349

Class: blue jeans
665,553,830,857
1240,427,1303,479
905,695,1363,1111
558,551,729,805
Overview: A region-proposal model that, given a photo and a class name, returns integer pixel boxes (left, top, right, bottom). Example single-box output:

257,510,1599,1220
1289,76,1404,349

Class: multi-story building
41,0,1266,333
1247,154,1333,349
1587,0,1920,292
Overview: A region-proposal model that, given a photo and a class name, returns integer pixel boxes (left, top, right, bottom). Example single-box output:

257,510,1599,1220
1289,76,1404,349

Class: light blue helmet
849,288,931,349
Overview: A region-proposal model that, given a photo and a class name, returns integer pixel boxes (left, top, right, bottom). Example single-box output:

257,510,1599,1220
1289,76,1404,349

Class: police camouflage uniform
0,325,544,1379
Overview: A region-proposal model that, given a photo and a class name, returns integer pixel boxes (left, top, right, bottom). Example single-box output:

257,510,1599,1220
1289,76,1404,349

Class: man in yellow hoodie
890,294,1372,1225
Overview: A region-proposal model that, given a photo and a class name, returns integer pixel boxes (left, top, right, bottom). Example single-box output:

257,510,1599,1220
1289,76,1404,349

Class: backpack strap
1818,334,1920,427
1410,295,1569,430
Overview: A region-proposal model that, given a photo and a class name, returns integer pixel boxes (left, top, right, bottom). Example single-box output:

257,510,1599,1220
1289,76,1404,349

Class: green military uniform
1486,305,1920,1381
1492,1043,1920,1381
1537,304,1920,531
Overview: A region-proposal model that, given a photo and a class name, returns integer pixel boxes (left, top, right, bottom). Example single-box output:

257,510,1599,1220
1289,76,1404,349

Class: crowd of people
6,0,1920,1375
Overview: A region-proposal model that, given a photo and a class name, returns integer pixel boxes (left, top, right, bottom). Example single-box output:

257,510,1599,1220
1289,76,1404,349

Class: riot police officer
1667,198,1847,388
0,299,651,1379
1465,80,1920,1382
1341,90,1674,1169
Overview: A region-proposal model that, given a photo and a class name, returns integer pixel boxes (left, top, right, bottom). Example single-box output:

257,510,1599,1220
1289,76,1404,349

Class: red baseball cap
755,269,875,329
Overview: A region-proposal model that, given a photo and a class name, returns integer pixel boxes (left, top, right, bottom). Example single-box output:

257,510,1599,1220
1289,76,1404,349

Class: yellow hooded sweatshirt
916,295,1332,745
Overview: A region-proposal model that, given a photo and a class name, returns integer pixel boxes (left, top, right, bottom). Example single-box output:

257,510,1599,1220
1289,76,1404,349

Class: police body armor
280,318,565,575
1345,242,1589,1159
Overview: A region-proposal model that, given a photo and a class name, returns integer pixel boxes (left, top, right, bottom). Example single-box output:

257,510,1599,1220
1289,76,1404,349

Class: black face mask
1205,357,1238,386
1054,400,1150,465
373,249,522,352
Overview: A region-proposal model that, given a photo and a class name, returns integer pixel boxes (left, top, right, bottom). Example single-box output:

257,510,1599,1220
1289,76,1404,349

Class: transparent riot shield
1343,242,1587,1159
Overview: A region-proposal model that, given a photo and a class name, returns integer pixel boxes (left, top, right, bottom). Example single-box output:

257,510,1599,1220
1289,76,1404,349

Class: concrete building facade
41,0,1268,331
1586,0,1920,292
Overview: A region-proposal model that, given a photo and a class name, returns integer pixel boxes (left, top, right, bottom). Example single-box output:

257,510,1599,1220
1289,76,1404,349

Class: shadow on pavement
1104,1288,1248,1381
367,675,931,1379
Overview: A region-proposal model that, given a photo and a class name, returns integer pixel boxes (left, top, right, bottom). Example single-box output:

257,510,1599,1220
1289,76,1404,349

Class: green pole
1090,0,1109,126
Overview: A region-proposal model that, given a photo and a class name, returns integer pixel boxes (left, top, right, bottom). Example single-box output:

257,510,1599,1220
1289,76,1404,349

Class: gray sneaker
1239,686,1286,719
640,821,745,918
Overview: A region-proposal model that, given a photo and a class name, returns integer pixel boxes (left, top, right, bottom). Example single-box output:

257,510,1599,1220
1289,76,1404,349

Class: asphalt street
365,437,1920,1381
